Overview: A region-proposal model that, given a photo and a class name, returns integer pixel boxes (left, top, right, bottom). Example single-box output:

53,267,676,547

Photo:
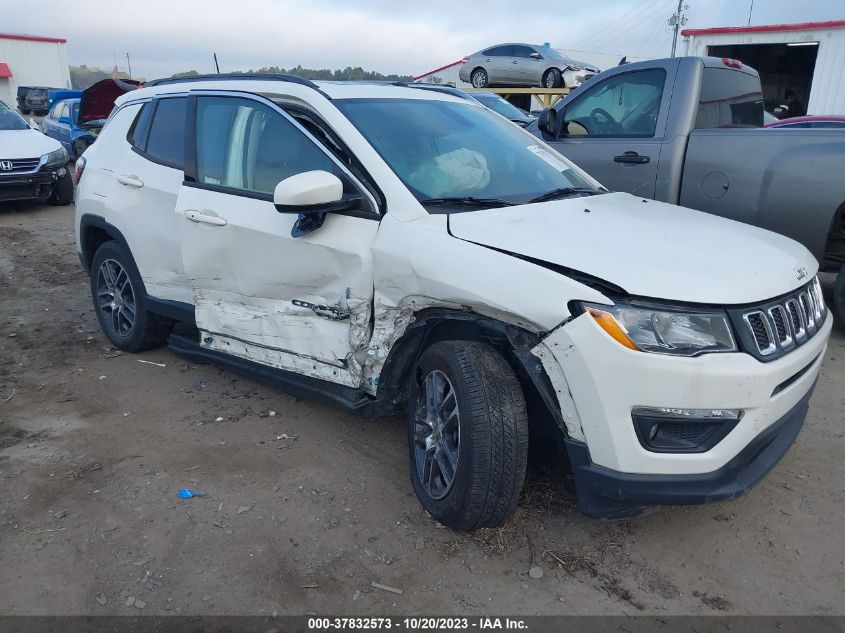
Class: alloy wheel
413,370,461,500
96,258,136,337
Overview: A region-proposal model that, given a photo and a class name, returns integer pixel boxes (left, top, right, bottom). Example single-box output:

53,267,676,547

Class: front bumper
533,309,832,516
564,383,815,518
0,165,66,202
563,69,596,87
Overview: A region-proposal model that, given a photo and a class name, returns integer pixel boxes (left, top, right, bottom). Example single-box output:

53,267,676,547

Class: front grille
728,278,827,362
0,158,41,174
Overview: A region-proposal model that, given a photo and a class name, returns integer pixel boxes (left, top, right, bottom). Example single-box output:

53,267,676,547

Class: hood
448,192,817,305
79,78,142,126
0,129,63,159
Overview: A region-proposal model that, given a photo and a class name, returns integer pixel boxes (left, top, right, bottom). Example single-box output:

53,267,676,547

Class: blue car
47,89,82,110
41,98,96,160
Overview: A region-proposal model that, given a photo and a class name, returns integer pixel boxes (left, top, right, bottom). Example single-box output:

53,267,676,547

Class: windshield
335,98,599,208
0,106,30,131
473,94,530,120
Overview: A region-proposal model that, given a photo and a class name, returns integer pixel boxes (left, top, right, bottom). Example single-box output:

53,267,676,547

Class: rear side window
144,97,188,167
696,68,763,129
128,102,154,148
482,45,514,57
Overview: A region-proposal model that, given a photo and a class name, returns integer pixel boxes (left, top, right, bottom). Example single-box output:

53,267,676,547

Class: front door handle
184,209,228,226
613,151,650,164
512,60,518,64
117,174,144,187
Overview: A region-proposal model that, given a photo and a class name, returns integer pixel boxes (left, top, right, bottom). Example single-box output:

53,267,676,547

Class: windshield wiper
420,196,514,208
528,187,606,204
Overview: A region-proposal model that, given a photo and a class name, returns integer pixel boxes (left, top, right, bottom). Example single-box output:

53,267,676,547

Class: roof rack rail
145,73,324,92
394,82,476,101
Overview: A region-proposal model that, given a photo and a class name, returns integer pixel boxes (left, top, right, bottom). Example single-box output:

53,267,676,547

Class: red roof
0,63,11,78
413,59,464,81
682,20,845,37
0,33,67,44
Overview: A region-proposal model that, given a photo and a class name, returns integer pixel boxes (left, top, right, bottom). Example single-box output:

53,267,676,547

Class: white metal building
0,33,71,107
682,20,845,116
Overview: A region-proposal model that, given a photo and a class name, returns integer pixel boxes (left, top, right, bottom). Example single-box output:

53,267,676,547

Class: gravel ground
1,201,843,616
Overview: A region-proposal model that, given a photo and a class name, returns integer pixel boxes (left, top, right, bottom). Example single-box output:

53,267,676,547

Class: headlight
43,148,68,167
582,300,737,356
566,64,583,71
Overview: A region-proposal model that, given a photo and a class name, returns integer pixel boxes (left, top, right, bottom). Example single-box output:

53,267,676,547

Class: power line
588,0,676,53
569,0,663,49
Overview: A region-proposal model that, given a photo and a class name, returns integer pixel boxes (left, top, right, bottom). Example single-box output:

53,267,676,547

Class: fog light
632,407,743,453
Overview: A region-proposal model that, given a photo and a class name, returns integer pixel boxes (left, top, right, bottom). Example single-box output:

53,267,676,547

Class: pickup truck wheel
835,265,845,325
407,341,528,531
90,241,169,352
48,170,74,206
543,68,563,88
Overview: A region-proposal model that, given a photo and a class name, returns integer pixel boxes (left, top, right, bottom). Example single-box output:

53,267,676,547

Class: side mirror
530,52,542,59
58,116,72,125
274,170,360,238
273,170,346,213
538,108,557,136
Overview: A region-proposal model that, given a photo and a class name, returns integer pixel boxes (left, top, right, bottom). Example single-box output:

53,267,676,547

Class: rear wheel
543,68,563,88
470,68,488,88
90,241,169,352
407,341,528,531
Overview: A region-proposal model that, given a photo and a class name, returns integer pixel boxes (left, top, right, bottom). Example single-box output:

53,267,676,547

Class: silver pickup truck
530,56,845,317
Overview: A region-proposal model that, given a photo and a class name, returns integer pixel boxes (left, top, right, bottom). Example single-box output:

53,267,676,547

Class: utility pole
669,0,689,58
125,52,132,78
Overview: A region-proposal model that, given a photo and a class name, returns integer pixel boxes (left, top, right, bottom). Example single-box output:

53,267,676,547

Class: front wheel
90,241,169,352
834,265,845,327
543,68,563,88
48,169,74,205
407,341,528,531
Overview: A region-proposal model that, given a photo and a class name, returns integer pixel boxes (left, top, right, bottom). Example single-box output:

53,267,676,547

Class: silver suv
459,43,599,89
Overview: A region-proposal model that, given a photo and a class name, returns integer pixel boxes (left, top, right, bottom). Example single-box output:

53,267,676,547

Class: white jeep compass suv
74,74,832,529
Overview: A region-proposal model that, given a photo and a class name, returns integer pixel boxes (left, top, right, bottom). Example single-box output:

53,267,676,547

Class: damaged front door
176,93,380,388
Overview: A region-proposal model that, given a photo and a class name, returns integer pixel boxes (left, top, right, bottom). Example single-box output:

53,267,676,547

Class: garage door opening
706,42,818,118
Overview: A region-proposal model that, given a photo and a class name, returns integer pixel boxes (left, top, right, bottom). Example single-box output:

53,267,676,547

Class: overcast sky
1,0,842,79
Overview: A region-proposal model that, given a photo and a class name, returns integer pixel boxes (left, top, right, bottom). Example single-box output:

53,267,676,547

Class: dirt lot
1,201,843,616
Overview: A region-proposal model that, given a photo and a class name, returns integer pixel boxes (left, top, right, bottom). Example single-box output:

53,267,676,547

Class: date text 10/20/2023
307,617,529,630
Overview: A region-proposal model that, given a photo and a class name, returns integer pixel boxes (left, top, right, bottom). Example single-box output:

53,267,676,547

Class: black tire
470,67,488,89
543,68,563,88
48,169,74,205
834,265,845,326
72,138,89,160
407,340,528,531
89,241,169,352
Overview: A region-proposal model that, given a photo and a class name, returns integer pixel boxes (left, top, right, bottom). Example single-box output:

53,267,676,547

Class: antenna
213,53,220,74
747,0,754,26
126,52,132,78
669,1,689,57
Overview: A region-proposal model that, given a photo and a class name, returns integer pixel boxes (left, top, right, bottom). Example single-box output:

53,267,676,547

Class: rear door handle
117,174,144,187
184,209,228,226
613,151,650,164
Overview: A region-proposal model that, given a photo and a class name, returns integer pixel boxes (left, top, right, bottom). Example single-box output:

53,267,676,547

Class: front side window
145,97,188,167
194,96,337,196
562,69,666,137
513,45,536,58
696,68,763,129
336,98,599,208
